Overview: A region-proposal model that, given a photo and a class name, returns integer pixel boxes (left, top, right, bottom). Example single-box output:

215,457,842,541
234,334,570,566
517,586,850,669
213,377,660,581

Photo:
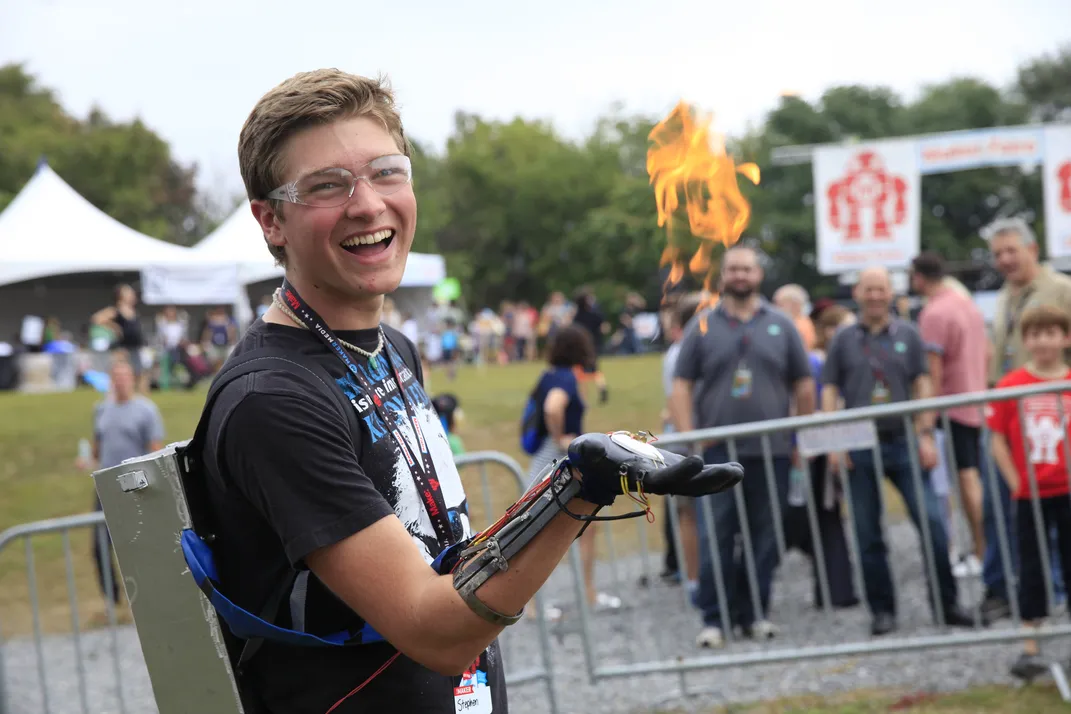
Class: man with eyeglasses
183,69,742,714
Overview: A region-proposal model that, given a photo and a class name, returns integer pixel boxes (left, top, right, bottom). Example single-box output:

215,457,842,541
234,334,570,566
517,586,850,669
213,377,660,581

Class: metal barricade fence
0,453,559,714
555,380,1071,705
0,512,124,714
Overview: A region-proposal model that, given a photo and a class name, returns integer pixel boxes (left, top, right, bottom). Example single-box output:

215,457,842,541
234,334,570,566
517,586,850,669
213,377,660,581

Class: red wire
324,651,402,714
322,473,558,711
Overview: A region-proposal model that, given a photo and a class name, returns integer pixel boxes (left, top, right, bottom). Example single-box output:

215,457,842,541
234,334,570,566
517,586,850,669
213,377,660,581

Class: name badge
454,684,492,713
871,381,891,405
731,365,753,399
1001,344,1015,375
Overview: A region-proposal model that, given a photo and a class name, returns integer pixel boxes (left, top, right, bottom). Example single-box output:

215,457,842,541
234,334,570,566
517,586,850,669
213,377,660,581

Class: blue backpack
520,378,547,455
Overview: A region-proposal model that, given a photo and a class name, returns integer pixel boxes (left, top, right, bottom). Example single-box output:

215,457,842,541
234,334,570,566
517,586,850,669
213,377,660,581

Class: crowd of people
649,216,1071,683
375,289,654,384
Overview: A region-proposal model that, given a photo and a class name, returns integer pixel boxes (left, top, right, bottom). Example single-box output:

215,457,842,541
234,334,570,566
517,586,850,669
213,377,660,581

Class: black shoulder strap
178,347,367,676
180,346,362,537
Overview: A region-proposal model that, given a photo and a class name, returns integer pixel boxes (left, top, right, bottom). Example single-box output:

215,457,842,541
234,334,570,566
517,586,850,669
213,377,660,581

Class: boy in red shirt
987,304,1071,681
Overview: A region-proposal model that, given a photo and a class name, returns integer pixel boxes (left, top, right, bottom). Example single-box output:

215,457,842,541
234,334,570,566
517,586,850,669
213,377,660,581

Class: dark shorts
442,348,457,363
942,420,980,471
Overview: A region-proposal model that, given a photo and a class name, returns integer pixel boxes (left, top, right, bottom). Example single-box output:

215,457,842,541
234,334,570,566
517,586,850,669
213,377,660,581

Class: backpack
179,327,425,671
520,385,546,455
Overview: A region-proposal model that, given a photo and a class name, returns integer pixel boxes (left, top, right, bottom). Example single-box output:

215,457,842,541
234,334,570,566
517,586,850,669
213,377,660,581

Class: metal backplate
92,440,244,714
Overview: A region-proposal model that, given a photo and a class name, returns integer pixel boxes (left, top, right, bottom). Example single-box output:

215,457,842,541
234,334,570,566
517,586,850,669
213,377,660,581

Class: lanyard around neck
278,279,456,549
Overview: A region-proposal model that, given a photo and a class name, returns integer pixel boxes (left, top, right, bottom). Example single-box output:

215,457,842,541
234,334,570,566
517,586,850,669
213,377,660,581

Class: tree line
2,46,1069,317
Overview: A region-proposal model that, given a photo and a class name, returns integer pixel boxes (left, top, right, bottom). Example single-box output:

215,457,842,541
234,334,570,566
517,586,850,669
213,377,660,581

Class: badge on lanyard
1002,344,1016,375
731,363,753,399
454,659,493,713
871,381,891,405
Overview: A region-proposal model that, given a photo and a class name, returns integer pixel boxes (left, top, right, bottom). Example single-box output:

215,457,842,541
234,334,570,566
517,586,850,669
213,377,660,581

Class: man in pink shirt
911,252,990,570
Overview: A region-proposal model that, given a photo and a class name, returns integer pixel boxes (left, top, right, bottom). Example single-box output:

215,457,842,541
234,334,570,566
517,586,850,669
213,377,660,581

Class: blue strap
181,530,383,646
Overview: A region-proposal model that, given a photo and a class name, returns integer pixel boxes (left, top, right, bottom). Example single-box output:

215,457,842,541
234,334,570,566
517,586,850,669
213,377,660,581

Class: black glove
566,431,743,506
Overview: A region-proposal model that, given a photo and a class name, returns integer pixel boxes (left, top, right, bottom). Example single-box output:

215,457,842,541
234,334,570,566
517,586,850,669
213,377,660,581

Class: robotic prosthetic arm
439,431,743,626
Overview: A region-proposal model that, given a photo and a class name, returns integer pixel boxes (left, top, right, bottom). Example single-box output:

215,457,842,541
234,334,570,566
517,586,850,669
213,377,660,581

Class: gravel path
0,519,1052,714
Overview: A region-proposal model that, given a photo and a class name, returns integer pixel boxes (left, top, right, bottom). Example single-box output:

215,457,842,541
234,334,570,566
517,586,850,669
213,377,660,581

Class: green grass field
1,354,1065,712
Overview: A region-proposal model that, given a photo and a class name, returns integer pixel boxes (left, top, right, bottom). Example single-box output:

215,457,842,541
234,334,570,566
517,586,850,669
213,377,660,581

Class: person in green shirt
432,393,465,456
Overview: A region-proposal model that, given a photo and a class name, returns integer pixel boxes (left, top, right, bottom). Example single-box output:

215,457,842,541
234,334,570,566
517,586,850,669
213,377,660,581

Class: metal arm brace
451,461,586,626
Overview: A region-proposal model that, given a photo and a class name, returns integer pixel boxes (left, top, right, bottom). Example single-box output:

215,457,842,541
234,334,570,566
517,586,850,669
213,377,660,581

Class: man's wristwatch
916,427,936,438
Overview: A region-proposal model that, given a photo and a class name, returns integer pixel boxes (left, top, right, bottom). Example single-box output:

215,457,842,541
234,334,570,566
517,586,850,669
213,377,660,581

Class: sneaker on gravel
748,620,780,639
1010,652,1049,682
696,626,724,648
593,592,623,611
952,554,982,578
979,593,1011,624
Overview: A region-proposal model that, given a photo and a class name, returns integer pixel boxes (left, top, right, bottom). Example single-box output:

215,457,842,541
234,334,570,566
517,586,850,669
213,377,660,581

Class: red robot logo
826,150,909,242
1058,160,1071,213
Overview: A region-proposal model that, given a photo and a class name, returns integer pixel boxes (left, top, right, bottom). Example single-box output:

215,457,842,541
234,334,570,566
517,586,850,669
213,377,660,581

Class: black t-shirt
201,319,507,714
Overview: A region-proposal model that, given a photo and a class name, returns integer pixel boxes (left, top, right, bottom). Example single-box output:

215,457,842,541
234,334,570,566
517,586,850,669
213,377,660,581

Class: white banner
917,127,1043,174
814,139,921,275
141,264,243,306
1044,126,1071,260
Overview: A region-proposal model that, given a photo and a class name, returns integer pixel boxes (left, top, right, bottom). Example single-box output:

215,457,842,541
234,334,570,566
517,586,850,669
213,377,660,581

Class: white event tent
0,163,223,341
0,163,200,286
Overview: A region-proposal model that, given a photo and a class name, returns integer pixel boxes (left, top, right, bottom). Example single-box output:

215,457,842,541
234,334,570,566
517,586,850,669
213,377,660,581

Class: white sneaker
952,554,982,579
696,626,724,648
593,592,622,611
749,619,780,639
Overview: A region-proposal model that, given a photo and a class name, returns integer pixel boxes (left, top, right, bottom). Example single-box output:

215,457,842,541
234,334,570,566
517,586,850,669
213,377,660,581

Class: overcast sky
2,0,1068,198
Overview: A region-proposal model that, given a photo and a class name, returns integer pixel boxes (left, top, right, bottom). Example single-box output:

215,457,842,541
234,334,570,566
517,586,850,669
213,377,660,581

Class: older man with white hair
774,283,816,351
981,216,1071,623
988,217,1071,383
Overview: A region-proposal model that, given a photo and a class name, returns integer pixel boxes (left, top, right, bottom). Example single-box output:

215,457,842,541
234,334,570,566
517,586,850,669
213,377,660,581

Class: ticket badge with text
454,684,492,714
731,364,753,399
870,381,891,405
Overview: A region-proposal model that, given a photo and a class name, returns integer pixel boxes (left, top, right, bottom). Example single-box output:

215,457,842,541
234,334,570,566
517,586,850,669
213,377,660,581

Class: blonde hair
238,69,411,264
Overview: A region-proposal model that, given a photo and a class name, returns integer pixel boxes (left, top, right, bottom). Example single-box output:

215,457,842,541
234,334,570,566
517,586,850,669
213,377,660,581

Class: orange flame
647,101,760,329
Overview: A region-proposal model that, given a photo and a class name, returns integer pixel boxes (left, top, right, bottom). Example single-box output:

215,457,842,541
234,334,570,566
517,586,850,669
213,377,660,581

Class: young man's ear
250,200,287,253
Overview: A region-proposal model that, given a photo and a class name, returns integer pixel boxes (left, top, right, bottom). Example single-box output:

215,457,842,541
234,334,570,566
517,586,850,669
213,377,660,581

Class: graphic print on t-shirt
334,341,471,562
1023,393,1070,467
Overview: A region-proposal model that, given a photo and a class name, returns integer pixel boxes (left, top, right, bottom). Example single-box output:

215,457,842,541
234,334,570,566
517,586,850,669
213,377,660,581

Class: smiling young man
193,69,743,714
200,69,535,713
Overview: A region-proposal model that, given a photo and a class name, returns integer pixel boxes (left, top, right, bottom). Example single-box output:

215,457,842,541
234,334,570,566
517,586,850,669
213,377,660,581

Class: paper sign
813,139,921,274
797,420,878,458
1044,126,1071,260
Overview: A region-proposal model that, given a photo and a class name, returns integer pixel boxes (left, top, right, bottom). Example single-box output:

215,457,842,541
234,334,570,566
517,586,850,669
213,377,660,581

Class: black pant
783,456,858,609
92,495,121,604
1019,497,1071,621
